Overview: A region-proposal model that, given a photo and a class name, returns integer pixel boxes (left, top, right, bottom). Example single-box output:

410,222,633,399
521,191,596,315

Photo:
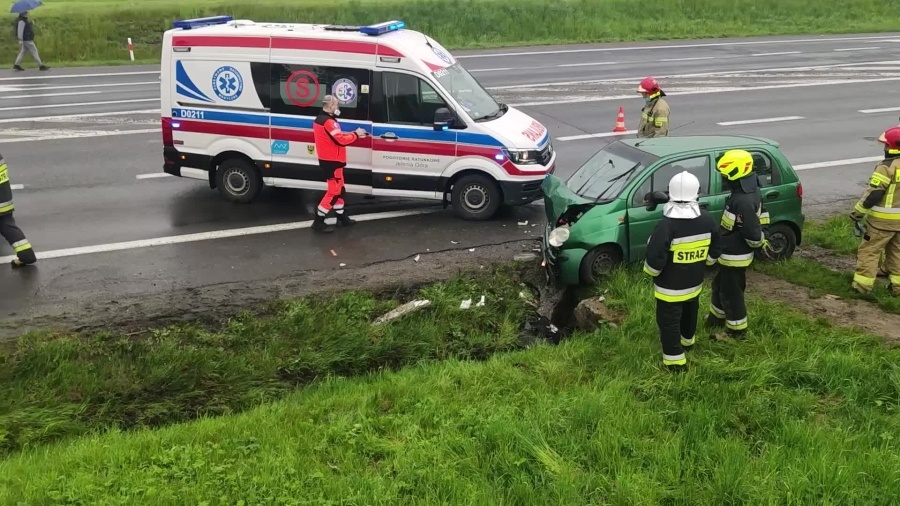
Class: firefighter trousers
708,265,748,337
316,161,347,226
853,225,900,294
656,296,699,368
0,212,36,264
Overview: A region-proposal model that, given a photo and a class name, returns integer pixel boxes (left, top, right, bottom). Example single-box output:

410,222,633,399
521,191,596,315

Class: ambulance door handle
380,132,398,140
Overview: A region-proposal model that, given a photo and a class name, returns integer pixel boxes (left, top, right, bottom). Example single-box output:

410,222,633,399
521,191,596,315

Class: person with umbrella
11,0,48,71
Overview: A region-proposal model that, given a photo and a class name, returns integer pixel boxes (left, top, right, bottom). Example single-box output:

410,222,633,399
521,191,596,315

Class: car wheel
579,244,624,285
757,222,797,261
216,158,262,204
451,174,502,221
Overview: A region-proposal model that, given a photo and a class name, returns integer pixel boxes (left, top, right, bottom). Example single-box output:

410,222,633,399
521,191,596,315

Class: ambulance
160,16,556,220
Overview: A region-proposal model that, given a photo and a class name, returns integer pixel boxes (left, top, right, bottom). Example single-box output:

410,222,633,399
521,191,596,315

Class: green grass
5,0,900,67
802,216,860,256
0,266,531,457
3,267,900,504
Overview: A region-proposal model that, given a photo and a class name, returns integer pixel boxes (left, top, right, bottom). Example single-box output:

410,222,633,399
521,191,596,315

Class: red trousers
317,162,345,224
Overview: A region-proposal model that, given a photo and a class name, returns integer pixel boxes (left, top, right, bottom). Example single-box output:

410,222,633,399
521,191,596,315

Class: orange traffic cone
612,106,627,133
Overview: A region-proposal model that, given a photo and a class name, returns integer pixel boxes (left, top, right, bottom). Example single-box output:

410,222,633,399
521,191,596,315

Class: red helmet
637,76,660,94
878,126,900,152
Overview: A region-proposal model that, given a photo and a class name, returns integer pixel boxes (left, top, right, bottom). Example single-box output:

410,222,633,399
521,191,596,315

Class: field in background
1,0,898,66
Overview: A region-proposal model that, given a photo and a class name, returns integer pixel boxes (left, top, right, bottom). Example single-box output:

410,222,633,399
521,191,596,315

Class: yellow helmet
716,149,754,181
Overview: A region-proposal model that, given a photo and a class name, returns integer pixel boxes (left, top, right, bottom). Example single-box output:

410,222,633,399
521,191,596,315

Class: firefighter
706,149,771,339
643,171,723,372
0,154,36,268
636,76,670,138
850,126,900,295
312,95,367,233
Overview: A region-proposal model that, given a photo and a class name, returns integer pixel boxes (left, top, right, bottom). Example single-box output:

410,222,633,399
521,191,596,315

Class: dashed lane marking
716,116,803,126
0,109,159,124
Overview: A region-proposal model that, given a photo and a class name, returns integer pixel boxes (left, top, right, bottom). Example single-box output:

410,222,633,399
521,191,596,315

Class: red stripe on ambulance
172,35,405,58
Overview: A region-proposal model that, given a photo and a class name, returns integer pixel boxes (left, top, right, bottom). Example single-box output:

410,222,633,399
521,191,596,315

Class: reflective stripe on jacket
853,157,900,232
0,158,13,216
719,182,767,268
313,112,358,164
643,211,723,302
637,96,670,138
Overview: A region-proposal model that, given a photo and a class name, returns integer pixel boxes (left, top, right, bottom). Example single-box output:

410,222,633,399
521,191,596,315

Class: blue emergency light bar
359,20,405,36
172,15,234,30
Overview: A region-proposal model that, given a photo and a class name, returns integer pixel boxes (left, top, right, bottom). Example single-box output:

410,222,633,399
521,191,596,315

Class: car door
625,153,716,262
711,148,785,222
369,70,457,199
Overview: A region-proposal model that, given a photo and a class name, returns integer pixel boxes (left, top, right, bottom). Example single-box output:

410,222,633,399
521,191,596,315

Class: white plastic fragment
373,299,432,326
414,254,420,262
460,299,472,309
476,295,486,307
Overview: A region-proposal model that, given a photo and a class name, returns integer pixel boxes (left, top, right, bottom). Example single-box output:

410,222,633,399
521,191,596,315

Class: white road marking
511,76,900,108
455,34,900,58
0,98,157,112
469,67,514,72
0,91,100,100
0,81,159,92
0,208,443,263
487,59,900,89
659,56,716,62
10,184,23,190
135,173,172,179
0,109,159,123
717,116,804,126
0,70,159,81
0,128,158,143
555,130,637,141
858,106,900,114
751,51,801,56
793,156,883,171
557,62,617,67
835,47,881,51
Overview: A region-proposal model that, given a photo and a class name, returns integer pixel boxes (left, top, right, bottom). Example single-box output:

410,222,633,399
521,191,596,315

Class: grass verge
3,267,900,504
0,266,531,456
3,0,900,67
802,215,860,256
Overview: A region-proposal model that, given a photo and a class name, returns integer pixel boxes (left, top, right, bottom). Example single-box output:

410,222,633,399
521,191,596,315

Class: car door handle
380,132,398,140
766,191,779,200
699,202,709,209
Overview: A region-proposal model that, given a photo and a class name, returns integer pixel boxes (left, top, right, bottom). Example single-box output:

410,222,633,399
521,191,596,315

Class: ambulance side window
269,64,370,121
379,72,449,125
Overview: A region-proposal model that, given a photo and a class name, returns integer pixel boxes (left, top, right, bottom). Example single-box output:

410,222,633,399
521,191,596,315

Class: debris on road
469,248,475,252
518,220,528,226
339,263,347,267
330,249,337,257
476,295,486,307
514,253,537,262
823,294,842,300
451,241,460,245
414,254,421,262
573,296,625,332
519,290,539,308
373,299,432,326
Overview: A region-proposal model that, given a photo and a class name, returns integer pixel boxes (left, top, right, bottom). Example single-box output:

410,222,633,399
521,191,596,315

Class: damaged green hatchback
540,135,805,286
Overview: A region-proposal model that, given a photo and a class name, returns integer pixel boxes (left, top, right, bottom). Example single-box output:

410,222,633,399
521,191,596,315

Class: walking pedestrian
13,11,49,71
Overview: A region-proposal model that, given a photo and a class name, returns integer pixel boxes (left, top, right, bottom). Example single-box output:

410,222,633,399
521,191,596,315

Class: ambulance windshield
432,63,501,121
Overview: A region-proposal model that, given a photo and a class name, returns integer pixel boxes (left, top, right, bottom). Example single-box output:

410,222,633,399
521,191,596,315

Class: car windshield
565,141,660,201
431,63,502,121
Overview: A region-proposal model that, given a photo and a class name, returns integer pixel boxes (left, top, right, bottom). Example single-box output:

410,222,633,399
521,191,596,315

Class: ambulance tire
579,244,623,285
450,173,502,221
216,158,262,204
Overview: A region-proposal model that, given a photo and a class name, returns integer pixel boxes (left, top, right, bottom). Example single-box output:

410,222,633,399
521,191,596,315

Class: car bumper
541,224,586,286
499,178,544,206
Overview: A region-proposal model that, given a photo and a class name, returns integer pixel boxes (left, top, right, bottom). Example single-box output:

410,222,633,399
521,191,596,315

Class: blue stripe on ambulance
171,107,505,148
175,62,214,103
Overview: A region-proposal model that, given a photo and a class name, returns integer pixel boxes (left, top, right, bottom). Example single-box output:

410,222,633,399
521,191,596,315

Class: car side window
714,150,781,190
382,72,449,125
632,155,711,207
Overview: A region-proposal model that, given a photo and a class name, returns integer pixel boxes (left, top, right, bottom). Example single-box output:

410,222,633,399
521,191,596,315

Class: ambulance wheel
451,174,501,221
216,158,262,204
580,244,623,285
757,222,797,262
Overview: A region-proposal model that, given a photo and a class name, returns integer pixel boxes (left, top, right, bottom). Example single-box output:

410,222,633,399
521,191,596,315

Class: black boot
312,214,335,233
337,213,356,227
13,65,23,71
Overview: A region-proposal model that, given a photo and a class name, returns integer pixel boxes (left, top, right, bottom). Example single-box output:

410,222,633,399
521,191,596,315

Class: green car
540,135,805,286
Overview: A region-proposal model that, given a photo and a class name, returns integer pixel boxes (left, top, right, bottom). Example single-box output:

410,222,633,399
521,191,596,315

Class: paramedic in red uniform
312,95,367,233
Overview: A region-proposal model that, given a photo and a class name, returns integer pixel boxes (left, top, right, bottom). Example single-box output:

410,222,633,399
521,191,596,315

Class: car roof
619,135,779,157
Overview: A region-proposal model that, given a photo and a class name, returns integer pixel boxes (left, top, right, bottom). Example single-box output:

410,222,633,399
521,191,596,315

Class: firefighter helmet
668,171,700,202
716,149,754,181
878,126,900,153
637,76,660,94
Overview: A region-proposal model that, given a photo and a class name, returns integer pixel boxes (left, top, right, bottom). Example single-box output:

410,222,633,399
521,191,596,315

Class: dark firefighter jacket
643,210,723,302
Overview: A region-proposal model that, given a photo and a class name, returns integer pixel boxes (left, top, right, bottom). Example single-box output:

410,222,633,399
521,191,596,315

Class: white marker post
127,38,134,61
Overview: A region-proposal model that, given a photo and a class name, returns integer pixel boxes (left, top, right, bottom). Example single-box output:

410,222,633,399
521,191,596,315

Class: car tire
757,222,797,261
579,244,624,285
216,158,262,204
451,174,502,221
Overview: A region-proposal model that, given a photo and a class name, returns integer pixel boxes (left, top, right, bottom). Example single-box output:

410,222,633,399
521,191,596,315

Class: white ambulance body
160,16,556,220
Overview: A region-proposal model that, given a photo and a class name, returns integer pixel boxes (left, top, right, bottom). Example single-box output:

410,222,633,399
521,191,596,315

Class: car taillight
162,117,173,147
797,183,803,198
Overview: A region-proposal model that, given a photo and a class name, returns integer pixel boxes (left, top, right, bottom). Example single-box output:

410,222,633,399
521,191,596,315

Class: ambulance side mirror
645,190,669,212
433,107,454,131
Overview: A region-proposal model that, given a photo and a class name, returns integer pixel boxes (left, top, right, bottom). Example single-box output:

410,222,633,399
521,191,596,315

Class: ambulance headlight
548,225,570,247
502,148,541,165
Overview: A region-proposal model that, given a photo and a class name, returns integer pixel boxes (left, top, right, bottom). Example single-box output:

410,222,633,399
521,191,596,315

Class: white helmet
668,171,700,202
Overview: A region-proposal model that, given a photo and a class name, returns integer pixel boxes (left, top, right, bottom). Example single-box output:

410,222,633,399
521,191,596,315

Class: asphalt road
3,32,900,331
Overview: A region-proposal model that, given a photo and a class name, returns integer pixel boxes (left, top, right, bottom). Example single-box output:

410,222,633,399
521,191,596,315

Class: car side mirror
433,107,454,131
645,190,669,211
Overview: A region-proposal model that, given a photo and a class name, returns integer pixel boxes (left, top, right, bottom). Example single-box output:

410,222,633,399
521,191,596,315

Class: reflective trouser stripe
317,205,329,215
680,336,695,347
726,317,748,331
654,284,702,302
662,353,686,366
709,304,726,318
12,239,30,252
853,273,876,287
719,253,754,267
890,274,900,286
643,261,661,276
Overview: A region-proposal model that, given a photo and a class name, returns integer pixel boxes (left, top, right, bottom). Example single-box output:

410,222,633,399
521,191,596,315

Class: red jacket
313,112,358,163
